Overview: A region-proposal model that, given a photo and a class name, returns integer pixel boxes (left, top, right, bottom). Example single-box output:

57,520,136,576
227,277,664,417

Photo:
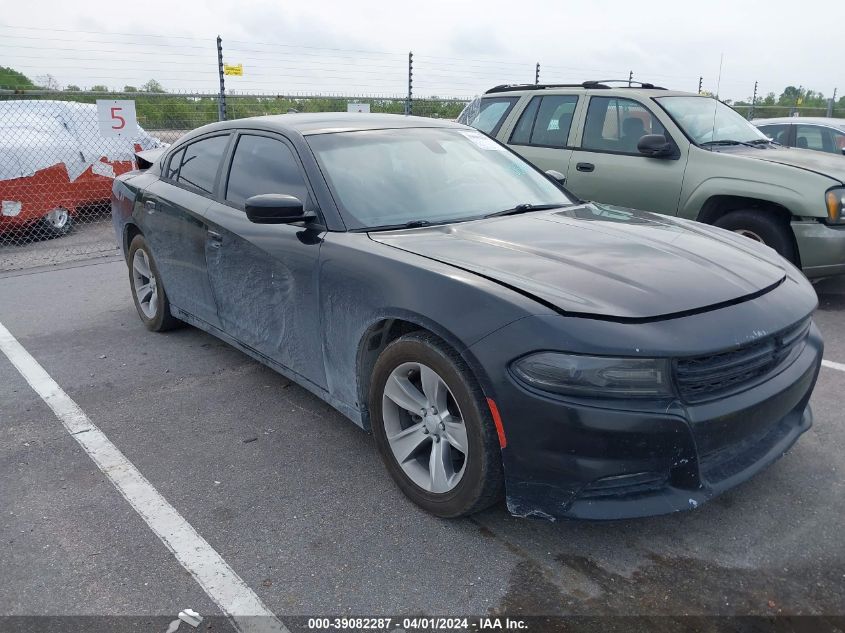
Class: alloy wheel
382,361,469,493
132,249,159,319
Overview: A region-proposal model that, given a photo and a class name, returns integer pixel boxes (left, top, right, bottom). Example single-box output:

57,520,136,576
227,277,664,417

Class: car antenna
709,53,724,145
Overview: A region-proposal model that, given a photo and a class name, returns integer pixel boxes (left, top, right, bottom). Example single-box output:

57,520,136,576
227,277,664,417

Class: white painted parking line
0,320,288,633
823,359,845,372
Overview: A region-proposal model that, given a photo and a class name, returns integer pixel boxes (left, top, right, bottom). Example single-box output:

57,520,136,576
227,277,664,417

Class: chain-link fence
0,91,470,272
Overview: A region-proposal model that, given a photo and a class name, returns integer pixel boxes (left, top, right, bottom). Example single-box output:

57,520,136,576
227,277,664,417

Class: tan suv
458,81,845,278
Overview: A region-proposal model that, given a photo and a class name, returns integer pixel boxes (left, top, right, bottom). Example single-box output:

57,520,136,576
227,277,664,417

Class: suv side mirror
637,134,674,158
245,194,315,224
545,169,566,186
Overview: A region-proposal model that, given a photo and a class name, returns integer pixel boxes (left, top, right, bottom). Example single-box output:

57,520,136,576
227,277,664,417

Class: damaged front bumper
473,318,822,521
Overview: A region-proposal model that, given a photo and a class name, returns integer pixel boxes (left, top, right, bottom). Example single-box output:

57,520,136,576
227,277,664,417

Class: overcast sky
2,0,843,100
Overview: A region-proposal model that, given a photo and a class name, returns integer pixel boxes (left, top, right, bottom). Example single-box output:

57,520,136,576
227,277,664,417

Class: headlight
511,352,674,398
825,187,845,224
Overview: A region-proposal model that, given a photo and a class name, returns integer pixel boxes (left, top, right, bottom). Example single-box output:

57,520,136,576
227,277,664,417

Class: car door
140,133,230,329
500,94,583,179
564,95,688,214
202,131,327,389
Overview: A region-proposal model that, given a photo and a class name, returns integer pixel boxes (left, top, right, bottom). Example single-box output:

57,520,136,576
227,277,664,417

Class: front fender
318,232,552,427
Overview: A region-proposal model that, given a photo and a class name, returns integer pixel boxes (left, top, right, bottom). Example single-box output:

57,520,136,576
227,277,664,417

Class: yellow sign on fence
224,63,243,76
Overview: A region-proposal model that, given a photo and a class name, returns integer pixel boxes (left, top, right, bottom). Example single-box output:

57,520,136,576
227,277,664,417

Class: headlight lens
511,352,674,398
826,188,845,224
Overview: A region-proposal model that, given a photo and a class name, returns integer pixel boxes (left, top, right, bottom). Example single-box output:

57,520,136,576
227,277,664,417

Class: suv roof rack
484,80,666,94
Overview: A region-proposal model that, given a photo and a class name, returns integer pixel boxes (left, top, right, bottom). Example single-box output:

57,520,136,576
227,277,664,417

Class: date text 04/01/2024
306,617,528,630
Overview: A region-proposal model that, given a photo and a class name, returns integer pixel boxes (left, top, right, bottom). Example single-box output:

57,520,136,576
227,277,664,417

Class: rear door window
511,96,582,147
582,97,666,154
171,135,230,195
796,125,844,154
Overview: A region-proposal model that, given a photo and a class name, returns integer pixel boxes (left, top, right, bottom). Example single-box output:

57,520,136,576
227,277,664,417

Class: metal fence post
698,76,703,94
749,81,758,119
406,52,413,116
216,35,227,121
628,70,633,87
535,63,540,85
828,88,837,117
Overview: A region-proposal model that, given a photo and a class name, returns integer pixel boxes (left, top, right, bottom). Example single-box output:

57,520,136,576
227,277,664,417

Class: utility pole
828,88,838,117
628,70,633,87
698,76,703,94
216,35,227,121
405,51,413,116
749,81,758,120
535,62,540,85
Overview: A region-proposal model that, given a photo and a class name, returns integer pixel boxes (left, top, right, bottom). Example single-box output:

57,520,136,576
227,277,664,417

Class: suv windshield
657,96,768,145
306,127,572,229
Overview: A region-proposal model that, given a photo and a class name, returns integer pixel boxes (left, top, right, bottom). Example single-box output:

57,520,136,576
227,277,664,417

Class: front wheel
128,235,181,332
40,207,73,238
714,210,797,263
369,332,503,517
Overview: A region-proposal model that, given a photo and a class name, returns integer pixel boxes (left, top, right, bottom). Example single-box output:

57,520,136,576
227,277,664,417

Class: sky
2,0,843,101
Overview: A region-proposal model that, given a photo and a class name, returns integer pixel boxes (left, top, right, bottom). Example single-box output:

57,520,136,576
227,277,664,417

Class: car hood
727,146,845,183
370,204,788,320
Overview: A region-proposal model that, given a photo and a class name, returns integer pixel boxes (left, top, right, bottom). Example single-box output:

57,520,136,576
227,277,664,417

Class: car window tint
226,135,309,208
467,97,518,135
530,96,578,147
510,97,541,145
165,147,185,180
582,97,666,154
175,135,229,194
796,125,842,153
757,124,790,145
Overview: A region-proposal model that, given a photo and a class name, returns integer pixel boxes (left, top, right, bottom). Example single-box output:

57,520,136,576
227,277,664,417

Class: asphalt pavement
1,258,844,624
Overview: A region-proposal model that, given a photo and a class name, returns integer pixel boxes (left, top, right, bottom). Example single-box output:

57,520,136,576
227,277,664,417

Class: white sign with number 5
96,100,137,138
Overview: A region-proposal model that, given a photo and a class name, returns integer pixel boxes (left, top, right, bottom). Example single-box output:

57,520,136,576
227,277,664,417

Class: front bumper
472,316,823,521
793,220,845,278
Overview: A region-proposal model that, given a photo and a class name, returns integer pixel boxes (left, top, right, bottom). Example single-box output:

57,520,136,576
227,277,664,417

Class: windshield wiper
700,139,757,148
485,203,567,218
363,219,434,232
747,138,777,146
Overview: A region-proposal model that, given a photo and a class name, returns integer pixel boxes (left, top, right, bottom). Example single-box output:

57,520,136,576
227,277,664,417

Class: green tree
90,84,110,92
0,66,37,89
64,84,81,91
124,85,138,93
140,79,165,93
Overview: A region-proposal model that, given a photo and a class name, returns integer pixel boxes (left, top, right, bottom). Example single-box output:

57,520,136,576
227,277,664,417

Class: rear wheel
40,207,73,238
714,210,796,263
369,332,503,518
128,235,181,332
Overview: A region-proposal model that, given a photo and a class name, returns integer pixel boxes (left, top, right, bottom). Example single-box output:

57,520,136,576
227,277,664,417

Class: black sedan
111,113,823,520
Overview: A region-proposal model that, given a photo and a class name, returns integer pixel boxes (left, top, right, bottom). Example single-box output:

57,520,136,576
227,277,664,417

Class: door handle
144,200,157,213
207,229,223,247
576,162,595,172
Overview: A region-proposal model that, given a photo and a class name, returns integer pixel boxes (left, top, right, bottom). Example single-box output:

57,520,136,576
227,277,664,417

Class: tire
128,234,181,332
714,209,796,263
40,207,73,238
369,331,504,518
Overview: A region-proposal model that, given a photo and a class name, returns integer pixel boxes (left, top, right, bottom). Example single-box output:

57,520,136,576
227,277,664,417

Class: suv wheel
714,210,796,263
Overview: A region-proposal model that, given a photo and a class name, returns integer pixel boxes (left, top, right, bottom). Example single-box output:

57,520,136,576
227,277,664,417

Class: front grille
675,319,810,402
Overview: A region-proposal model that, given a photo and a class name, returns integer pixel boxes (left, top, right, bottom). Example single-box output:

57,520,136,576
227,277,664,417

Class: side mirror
637,134,674,158
245,194,314,224
545,169,566,186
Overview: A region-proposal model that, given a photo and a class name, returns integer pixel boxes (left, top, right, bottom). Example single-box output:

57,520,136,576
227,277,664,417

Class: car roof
481,82,695,99
752,117,845,129
192,113,465,138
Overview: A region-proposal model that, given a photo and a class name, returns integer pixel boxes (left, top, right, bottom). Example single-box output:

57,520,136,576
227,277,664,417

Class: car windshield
657,96,768,145
306,127,572,229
